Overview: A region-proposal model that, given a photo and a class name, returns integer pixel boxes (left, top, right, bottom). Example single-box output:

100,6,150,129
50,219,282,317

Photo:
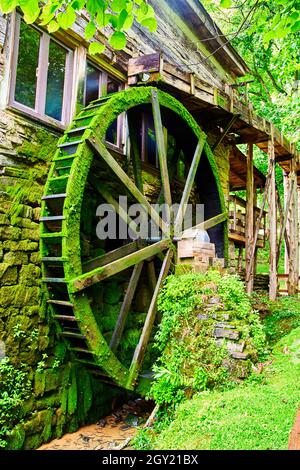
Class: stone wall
0,109,124,449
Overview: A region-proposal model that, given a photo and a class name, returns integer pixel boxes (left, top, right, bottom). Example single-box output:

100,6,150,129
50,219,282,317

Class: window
84,61,123,149
10,15,73,126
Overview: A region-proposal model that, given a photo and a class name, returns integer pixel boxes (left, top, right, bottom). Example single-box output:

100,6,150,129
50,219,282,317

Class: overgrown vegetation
0,359,31,448
262,296,300,345
135,326,300,450
148,271,265,408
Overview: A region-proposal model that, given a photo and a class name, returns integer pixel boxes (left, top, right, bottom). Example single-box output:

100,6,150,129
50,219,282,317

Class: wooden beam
70,239,171,294
128,111,144,194
246,161,273,283
181,212,227,238
82,240,145,274
212,114,239,152
127,248,173,387
151,89,172,209
245,143,254,294
268,130,278,300
288,159,299,295
110,262,144,353
276,182,293,268
174,137,206,236
87,137,169,235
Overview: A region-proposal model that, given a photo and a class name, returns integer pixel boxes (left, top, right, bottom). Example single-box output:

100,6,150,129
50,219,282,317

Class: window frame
9,13,74,128
84,58,125,153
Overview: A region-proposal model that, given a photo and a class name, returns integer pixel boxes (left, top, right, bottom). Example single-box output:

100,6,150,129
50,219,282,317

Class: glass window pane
106,119,118,146
107,76,119,95
45,40,67,121
14,22,40,109
85,63,101,105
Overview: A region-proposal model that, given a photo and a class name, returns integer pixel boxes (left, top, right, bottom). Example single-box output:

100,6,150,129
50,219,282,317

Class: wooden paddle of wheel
40,87,227,391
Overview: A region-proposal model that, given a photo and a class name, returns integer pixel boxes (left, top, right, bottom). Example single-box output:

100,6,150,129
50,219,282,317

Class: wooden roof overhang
128,53,299,184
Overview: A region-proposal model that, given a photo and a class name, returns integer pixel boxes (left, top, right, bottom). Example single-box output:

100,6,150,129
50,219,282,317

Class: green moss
150,327,300,450
67,366,77,415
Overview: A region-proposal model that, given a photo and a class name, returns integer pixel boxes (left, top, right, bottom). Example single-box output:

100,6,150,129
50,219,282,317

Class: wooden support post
151,90,172,209
287,159,299,295
268,131,277,300
128,249,173,387
238,246,243,272
110,262,144,353
283,171,290,274
245,143,254,294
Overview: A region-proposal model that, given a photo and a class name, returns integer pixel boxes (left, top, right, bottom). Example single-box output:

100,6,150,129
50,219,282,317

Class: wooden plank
245,143,254,293
82,241,144,273
268,130,278,300
181,212,227,238
288,408,300,450
174,137,206,236
70,239,171,293
110,262,144,353
128,53,161,77
88,137,169,235
151,89,172,210
127,249,173,387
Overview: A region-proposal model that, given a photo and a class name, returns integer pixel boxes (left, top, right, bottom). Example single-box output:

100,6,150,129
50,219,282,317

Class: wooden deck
128,53,299,179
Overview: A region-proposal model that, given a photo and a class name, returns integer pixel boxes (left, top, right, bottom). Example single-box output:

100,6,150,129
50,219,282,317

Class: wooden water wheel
40,86,227,391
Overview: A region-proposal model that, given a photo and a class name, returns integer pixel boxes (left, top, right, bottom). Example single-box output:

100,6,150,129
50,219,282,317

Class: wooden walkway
288,408,300,450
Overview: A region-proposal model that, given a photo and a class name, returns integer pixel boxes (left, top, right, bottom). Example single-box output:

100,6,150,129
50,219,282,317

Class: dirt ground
38,398,153,451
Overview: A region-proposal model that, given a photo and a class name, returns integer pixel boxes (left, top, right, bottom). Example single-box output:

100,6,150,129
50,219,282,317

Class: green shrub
263,296,300,345
149,270,266,407
0,359,31,448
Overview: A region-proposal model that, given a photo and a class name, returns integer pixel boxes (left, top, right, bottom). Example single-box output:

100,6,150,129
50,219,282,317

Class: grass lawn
153,328,300,450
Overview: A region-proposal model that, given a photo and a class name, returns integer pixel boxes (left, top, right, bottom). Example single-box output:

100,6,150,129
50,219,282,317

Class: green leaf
109,30,127,49
85,20,96,40
47,20,59,33
111,0,127,13
108,13,119,28
141,16,157,32
72,0,86,8
88,41,106,55
0,0,18,14
86,0,105,15
117,8,128,30
57,6,76,30
123,12,134,30
220,0,231,8
291,20,300,32
19,0,40,24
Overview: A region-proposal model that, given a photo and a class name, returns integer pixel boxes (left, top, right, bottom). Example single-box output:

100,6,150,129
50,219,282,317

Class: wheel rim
41,86,227,391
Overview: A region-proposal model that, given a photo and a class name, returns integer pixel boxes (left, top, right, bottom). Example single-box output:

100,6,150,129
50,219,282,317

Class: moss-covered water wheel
40,87,226,391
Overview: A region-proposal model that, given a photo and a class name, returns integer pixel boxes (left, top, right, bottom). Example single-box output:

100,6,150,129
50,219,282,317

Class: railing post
245,143,254,294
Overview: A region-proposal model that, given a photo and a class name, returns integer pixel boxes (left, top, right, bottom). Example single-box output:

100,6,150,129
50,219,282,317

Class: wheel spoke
88,136,169,235
91,181,140,238
181,211,227,239
174,137,206,236
69,239,171,293
127,248,174,387
128,111,144,194
151,90,172,209
110,262,144,353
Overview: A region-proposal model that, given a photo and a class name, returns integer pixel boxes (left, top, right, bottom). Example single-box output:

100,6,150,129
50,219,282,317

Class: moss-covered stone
6,426,25,450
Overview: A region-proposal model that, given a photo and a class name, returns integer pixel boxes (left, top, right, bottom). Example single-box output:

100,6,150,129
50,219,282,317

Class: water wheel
40,87,226,391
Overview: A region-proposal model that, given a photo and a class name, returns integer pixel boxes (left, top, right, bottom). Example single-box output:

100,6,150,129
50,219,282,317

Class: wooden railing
228,195,267,248
278,274,300,295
